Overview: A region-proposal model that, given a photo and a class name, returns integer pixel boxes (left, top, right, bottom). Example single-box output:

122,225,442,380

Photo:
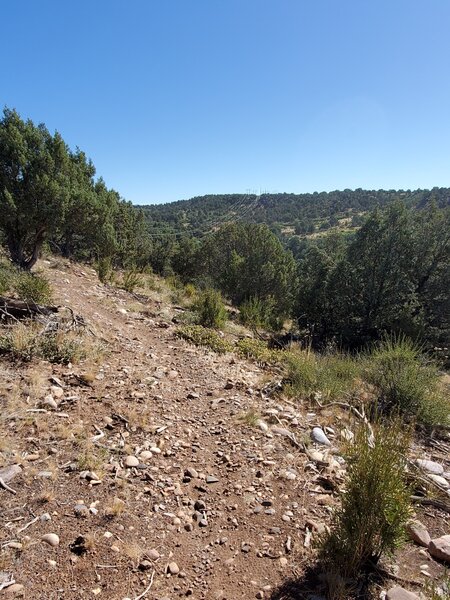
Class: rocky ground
0,260,449,599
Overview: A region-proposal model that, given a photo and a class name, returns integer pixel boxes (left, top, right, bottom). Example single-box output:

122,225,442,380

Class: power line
144,192,262,239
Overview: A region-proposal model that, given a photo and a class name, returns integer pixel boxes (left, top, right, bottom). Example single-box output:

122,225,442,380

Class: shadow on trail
269,565,381,600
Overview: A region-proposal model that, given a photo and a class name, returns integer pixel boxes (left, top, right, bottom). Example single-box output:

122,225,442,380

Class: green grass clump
284,349,360,401
235,337,281,365
176,325,233,354
319,420,411,590
0,322,38,360
0,261,52,304
239,296,276,330
364,336,449,427
193,288,227,328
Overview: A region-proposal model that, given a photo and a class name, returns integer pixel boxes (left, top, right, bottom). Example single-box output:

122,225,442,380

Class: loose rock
311,427,331,446
386,586,419,600
428,535,450,563
406,520,430,547
42,533,60,547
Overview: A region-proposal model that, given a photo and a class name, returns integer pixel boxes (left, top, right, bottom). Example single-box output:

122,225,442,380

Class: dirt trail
0,262,326,599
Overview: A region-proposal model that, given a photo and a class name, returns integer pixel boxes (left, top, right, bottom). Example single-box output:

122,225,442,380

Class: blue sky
2,0,450,204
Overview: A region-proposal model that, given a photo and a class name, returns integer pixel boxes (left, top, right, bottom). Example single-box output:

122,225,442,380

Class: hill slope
140,187,450,236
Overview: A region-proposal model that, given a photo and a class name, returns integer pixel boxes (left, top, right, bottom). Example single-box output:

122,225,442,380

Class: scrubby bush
120,269,143,293
0,261,17,294
320,420,411,589
96,257,113,283
14,272,53,304
0,323,89,364
239,296,270,329
365,336,449,426
235,338,281,365
0,322,38,360
184,283,197,299
39,333,85,364
193,288,227,329
176,325,233,354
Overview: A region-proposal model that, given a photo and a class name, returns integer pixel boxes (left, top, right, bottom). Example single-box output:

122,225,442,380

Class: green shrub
320,420,411,586
365,336,449,426
284,349,319,396
184,283,197,299
96,257,113,283
0,261,17,295
14,272,52,304
239,295,282,330
176,325,233,354
193,288,227,329
235,337,281,365
239,297,267,329
319,353,361,400
121,269,143,293
39,333,85,364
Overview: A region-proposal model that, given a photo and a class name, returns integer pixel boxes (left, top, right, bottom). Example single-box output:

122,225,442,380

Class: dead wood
0,296,58,320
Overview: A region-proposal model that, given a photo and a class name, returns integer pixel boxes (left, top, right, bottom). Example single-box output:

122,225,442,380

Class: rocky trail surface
0,261,449,599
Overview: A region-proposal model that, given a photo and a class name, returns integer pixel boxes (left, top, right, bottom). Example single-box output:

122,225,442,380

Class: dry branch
0,296,58,320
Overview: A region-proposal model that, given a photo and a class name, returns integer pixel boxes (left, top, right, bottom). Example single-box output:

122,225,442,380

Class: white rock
42,533,60,547
311,427,331,446
168,561,180,574
428,474,449,488
415,459,443,475
124,455,139,467
256,420,268,432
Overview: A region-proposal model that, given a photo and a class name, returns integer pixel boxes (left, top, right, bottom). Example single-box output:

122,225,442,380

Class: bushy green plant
121,269,142,293
284,349,319,396
235,337,281,365
184,283,197,299
13,272,53,304
0,261,16,295
39,333,85,364
319,353,361,399
193,288,227,329
96,256,113,283
176,325,233,354
320,420,411,586
365,336,449,426
239,296,269,329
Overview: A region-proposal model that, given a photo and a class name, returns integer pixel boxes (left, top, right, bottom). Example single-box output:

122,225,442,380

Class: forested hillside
140,188,450,237
1,108,449,356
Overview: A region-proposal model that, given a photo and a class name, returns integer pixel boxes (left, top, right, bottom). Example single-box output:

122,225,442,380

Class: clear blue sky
2,0,450,204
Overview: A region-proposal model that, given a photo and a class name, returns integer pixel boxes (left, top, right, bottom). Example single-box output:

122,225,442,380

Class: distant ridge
139,187,450,236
